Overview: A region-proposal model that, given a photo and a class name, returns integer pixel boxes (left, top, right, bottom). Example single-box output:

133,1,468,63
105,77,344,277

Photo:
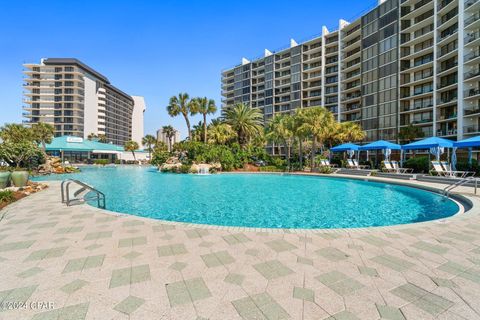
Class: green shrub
179,164,191,174
150,150,170,166
93,159,109,166
404,156,429,173
259,166,284,172
114,159,121,165
0,190,15,204
318,166,333,174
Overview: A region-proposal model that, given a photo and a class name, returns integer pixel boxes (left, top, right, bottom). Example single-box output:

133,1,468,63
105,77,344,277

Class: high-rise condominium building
221,0,480,154
22,58,146,146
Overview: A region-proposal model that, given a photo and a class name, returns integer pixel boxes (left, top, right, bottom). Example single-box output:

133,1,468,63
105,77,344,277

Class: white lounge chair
391,161,413,174
322,159,338,168
440,161,474,178
353,159,369,169
382,161,396,173
431,161,447,176
346,159,357,169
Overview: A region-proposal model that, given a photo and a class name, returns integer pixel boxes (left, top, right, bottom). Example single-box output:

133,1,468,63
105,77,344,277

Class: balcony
465,87,480,98
465,32,480,45
464,105,480,115
465,69,480,80
464,124,480,134
465,49,480,63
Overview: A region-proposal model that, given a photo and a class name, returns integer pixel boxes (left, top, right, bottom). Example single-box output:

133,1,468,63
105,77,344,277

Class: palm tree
399,124,424,144
0,123,33,143
192,97,217,143
191,121,204,142
142,134,156,160
222,103,263,148
166,93,195,140
87,133,97,141
335,122,365,144
207,121,235,145
162,125,176,151
297,107,335,168
266,114,294,170
31,122,55,156
124,140,139,161
97,134,107,143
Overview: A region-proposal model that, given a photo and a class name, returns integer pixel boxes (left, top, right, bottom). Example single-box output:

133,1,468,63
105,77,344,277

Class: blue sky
0,0,376,139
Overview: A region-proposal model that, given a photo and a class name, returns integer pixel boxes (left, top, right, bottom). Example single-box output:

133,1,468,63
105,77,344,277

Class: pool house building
44,136,148,163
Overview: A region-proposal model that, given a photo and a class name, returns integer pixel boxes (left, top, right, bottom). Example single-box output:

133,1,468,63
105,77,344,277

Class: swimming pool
34,166,460,229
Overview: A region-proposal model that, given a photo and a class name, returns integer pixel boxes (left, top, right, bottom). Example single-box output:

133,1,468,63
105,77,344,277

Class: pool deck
2,176,480,319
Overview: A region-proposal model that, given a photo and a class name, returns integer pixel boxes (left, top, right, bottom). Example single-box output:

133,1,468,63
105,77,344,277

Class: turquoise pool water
34,166,460,229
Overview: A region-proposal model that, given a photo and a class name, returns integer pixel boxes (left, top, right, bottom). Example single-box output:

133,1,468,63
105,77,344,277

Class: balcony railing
464,105,480,115
465,69,480,80
465,49,480,62
464,125,480,134
465,13,480,27
466,32,480,44
465,88,480,97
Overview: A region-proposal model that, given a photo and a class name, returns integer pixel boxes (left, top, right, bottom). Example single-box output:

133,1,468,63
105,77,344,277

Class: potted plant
0,167,11,189
11,168,29,188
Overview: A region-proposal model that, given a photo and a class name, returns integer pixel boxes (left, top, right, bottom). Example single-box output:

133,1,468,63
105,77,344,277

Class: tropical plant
97,134,107,143
191,97,217,143
207,121,235,145
0,140,41,168
191,121,205,142
87,133,97,140
335,122,365,144
124,140,139,161
266,114,295,170
166,93,195,140
162,125,176,151
297,107,336,168
141,134,157,160
222,103,263,148
0,123,33,143
31,122,54,156
399,124,424,143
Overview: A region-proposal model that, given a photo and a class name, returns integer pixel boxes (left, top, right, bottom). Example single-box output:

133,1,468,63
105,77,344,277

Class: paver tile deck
1,179,480,319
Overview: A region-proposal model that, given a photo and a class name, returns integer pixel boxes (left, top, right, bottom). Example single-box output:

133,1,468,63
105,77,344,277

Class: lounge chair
440,161,474,178
382,161,396,173
346,159,357,169
322,159,338,168
391,160,413,174
431,161,447,176
353,159,369,169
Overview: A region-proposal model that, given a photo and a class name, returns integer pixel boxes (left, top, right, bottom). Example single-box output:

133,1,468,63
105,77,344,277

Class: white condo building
23,58,145,146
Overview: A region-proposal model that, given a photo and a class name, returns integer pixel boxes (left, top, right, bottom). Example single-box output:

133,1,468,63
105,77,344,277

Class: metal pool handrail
61,179,106,209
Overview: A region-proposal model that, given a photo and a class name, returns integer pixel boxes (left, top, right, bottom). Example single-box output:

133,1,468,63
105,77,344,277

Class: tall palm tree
31,122,55,156
124,140,139,161
192,97,217,143
162,125,176,151
141,134,157,160
222,103,263,148
166,93,195,140
266,114,294,170
297,107,335,168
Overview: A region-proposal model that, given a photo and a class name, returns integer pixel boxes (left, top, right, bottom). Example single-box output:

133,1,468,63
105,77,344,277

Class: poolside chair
431,161,447,176
382,161,396,173
353,159,369,169
346,159,357,169
440,161,474,178
391,160,413,174
323,159,338,168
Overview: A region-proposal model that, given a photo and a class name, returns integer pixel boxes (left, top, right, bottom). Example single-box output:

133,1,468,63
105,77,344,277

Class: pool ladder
61,179,106,209
443,176,478,198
